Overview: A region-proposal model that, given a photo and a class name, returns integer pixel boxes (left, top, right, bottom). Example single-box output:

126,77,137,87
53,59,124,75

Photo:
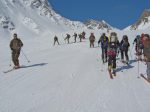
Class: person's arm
10,40,13,50
19,39,23,47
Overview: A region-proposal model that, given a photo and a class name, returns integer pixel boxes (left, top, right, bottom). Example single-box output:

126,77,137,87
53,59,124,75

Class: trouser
54,40,59,45
74,37,77,43
102,47,107,61
79,38,82,42
108,55,116,69
121,49,129,61
12,50,20,66
90,41,94,48
146,62,150,79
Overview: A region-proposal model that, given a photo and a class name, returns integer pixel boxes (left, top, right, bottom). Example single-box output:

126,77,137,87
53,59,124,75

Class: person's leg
121,51,124,61
15,51,20,67
112,56,116,75
112,56,116,69
101,48,104,62
108,56,112,70
105,48,108,62
12,51,16,66
125,49,129,62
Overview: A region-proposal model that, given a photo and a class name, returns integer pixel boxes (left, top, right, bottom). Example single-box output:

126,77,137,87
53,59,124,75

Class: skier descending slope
141,34,150,83
10,33,23,69
119,35,130,64
98,33,109,63
107,32,119,79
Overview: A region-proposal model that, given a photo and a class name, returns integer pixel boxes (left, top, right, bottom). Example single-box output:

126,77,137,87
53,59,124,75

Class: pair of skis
140,74,150,83
3,66,25,73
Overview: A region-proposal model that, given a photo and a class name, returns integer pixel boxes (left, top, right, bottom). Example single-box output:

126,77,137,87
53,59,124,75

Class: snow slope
0,30,150,112
0,0,86,38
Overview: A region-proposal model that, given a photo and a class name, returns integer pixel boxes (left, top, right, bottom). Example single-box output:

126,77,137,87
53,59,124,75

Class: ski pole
129,48,132,60
9,56,12,66
137,60,140,78
21,49,30,63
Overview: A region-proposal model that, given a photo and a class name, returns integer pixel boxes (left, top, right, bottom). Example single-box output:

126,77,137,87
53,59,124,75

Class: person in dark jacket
98,33,109,63
73,33,77,43
120,35,130,64
10,33,23,69
54,36,60,45
64,34,70,44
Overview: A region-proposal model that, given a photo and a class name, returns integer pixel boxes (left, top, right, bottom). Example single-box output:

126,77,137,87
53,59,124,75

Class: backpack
136,36,144,49
101,36,108,48
143,38,150,60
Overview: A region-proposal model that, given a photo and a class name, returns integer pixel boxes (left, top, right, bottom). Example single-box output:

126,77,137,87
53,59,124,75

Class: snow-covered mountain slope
84,19,118,31
124,9,150,31
0,29,150,112
0,0,86,38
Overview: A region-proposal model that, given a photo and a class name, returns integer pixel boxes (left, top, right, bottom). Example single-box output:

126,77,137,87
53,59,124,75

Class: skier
64,34,71,44
53,35,60,45
82,31,86,39
73,33,77,43
133,35,144,61
119,35,130,64
10,33,23,69
98,33,109,63
78,33,83,42
89,33,95,48
107,32,119,78
142,34,150,82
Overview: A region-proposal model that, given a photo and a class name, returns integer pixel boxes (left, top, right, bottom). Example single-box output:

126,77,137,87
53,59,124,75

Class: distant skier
64,34,71,44
98,33,109,63
78,33,83,42
142,34,150,82
10,33,23,69
107,32,119,78
53,35,60,45
119,35,130,64
133,35,144,61
89,33,95,48
73,33,77,43
82,31,86,39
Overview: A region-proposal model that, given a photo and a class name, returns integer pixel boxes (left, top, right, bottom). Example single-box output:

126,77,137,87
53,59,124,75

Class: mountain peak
84,19,113,30
124,9,150,30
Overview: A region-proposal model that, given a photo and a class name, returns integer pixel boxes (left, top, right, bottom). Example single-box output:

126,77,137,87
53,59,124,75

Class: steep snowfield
0,30,150,112
0,0,86,38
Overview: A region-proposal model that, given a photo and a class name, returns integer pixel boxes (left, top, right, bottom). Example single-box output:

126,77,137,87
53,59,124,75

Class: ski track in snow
0,32,150,112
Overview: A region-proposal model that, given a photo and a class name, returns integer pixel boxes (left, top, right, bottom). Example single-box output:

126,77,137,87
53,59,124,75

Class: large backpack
121,35,129,50
101,36,108,48
143,37,150,60
136,35,144,49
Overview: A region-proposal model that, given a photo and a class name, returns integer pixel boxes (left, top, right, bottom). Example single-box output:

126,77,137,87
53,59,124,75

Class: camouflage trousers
12,50,20,66
90,41,94,48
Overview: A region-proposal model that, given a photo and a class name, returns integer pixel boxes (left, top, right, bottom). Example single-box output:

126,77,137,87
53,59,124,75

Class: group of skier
53,31,86,45
97,32,150,81
9,31,150,82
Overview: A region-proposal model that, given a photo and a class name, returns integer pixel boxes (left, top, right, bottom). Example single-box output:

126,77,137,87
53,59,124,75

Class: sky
49,0,150,29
